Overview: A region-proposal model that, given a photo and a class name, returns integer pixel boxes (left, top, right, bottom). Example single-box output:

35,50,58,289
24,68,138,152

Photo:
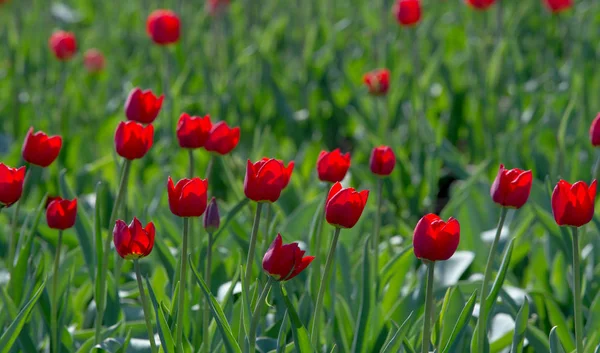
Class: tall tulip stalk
202,197,220,353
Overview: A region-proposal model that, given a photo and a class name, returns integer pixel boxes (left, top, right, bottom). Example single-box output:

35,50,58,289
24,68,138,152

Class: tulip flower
113,217,155,260
0,164,26,209
114,121,154,160
363,69,390,96
551,180,596,227
325,182,369,229
317,149,351,183
204,197,220,233
49,30,77,61
543,0,573,13
465,0,495,10
589,113,600,147
370,146,396,176
177,114,212,149
204,121,240,155
490,164,532,209
22,128,63,167
146,9,181,45
83,49,105,73
244,158,292,203
263,234,314,281
124,88,164,124
393,0,421,26
167,177,209,218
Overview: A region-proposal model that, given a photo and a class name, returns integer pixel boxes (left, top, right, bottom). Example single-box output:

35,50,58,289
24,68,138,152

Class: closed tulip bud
83,49,105,73
490,164,532,209
543,0,573,13
552,180,597,227
114,121,154,160
0,164,26,208
46,197,77,230
465,0,495,10
317,149,351,183
370,146,396,176
204,121,240,155
363,69,390,96
113,217,155,260
589,113,600,147
146,9,181,45
244,158,293,203
49,30,77,61
413,214,460,262
262,234,314,281
22,127,63,167
125,88,164,124
177,114,212,149
393,0,421,27
325,182,369,229
204,197,220,233
167,177,209,217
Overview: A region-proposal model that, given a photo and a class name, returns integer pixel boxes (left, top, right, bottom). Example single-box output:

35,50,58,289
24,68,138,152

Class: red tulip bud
490,164,532,209
204,197,221,233
0,163,26,208
146,9,181,45
325,182,369,229
551,180,596,227
413,214,460,262
46,197,78,230
22,127,63,168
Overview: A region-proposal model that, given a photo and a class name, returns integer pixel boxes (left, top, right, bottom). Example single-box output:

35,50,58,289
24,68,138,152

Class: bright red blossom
49,30,77,61
317,149,351,183
204,121,240,155
262,234,314,281
490,164,532,209
543,0,573,13
22,128,63,167
325,182,369,229
244,158,292,203
146,9,181,45
114,121,154,160
83,49,105,73
113,217,155,260
363,69,390,96
370,146,396,176
177,114,212,149
46,197,77,230
167,177,209,217
125,88,164,124
413,214,460,262
589,113,600,147
393,0,421,26
551,180,597,227
0,164,26,208
465,0,495,10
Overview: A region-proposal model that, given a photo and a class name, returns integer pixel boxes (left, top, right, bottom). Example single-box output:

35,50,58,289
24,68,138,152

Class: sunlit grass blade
380,312,414,353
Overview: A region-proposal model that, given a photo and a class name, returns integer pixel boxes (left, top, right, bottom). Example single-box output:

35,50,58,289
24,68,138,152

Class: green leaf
545,298,575,352
549,326,565,353
279,285,314,353
189,255,242,353
92,338,123,352
380,313,414,353
351,237,372,353
510,298,529,353
0,280,46,353
485,238,515,313
145,277,175,353
441,289,478,353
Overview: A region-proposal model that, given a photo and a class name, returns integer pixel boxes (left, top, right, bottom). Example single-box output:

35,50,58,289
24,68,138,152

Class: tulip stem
134,260,158,353
373,177,383,297
244,203,264,292
95,159,131,345
572,227,584,353
310,227,341,347
421,260,435,353
311,192,328,296
8,164,31,270
202,232,214,353
205,155,214,180
248,277,274,353
175,217,190,351
188,150,195,177
477,207,508,353
51,230,63,353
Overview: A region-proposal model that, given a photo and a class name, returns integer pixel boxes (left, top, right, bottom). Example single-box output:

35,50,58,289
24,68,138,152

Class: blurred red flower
83,49,105,73
543,0,573,13
363,69,390,96
263,234,314,281
552,180,596,227
393,0,421,26
167,177,209,217
49,30,77,61
465,0,495,10
325,182,369,228
177,114,212,149
125,88,164,124
46,197,77,230
204,121,241,155
114,121,154,160
490,164,532,209
589,113,600,146
413,214,460,261
317,149,351,183
147,9,181,45
22,127,62,167
244,158,291,202
113,217,155,260
370,146,396,176
0,164,26,208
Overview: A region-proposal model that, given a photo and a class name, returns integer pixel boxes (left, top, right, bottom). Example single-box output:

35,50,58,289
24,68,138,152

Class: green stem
572,227,584,353
310,227,341,347
51,230,64,353
248,277,274,353
95,159,131,344
260,203,272,258
175,217,190,350
244,203,264,290
311,193,328,294
135,260,158,353
373,178,383,297
205,155,214,180
477,207,508,353
8,165,31,270
188,150,195,178
203,232,213,353
421,261,435,353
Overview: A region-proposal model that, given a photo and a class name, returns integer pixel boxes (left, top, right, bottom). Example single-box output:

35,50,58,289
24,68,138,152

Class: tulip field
2,0,600,352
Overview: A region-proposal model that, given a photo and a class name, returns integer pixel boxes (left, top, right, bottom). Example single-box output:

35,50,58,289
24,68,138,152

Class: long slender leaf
279,285,314,353
351,237,372,353
442,289,478,353
549,326,565,353
511,298,529,353
380,312,414,353
145,276,174,353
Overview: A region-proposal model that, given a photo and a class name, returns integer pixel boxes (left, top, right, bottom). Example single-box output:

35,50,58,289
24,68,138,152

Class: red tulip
167,176,209,217
113,217,155,260
490,164,532,209
49,30,77,61
589,113,600,147
325,182,369,228
46,197,77,230
22,128,62,167
370,146,396,176
317,149,351,183
262,234,314,281
244,158,292,203
551,180,597,227
45,196,63,209
465,0,495,10
204,197,220,233
413,214,460,261
177,114,212,149
125,88,164,124
543,0,573,13
204,121,240,155
83,49,105,73
0,164,26,208
146,9,181,45
363,69,390,96
393,0,421,26
114,121,154,160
